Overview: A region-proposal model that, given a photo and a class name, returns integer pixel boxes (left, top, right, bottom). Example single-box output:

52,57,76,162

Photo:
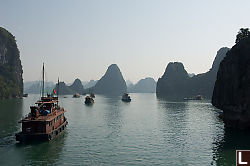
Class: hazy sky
1,0,250,84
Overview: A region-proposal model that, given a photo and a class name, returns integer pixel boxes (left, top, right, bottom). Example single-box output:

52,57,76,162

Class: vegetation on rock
0,27,23,99
212,28,250,129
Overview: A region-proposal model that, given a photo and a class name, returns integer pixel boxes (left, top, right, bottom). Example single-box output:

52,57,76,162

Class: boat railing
50,107,65,116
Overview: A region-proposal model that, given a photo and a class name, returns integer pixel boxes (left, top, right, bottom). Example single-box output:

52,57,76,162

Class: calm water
0,93,250,166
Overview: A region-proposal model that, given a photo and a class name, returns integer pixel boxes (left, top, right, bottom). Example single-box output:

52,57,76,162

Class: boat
73,93,80,98
121,93,131,102
184,95,203,101
195,95,203,100
90,93,95,98
15,63,68,143
23,93,28,97
85,96,94,105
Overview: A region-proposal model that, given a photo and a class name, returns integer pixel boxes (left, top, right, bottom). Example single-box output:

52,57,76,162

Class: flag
53,89,56,95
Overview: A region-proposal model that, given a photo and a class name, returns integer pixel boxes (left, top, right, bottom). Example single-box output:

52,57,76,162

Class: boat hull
85,101,94,105
16,120,68,143
122,99,131,102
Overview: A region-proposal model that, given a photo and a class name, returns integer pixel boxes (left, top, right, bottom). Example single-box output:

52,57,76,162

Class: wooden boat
73,93,80,98
122,93,131,102
16,63,68,143
85,96,94,105
184,95,203,101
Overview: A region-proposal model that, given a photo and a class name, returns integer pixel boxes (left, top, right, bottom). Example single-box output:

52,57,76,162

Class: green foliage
0,27,23,99
0,75,20,98
236,28,250,43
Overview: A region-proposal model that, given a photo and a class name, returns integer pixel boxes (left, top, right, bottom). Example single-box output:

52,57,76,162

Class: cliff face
94,64,127,95
212,39,250,129
69,78,84,94
0,27,23,99
128,77,156,93
156,62,189,99
156,47,229,99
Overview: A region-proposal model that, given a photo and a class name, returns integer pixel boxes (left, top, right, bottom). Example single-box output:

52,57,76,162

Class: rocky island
128,77,156,93
94,64,127,95
212,28,250,129
0,27,23,99
69,78,84,94
156,47,229,99
55,78,84,95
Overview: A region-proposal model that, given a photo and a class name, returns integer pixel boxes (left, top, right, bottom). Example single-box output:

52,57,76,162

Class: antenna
42,63,45,97
57,77,59,105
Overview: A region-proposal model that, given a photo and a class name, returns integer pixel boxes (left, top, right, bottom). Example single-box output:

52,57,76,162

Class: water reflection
0,94,237,165
102,95,123,134
157,98,226,165
157,99,188,149
17,132,67,165
213,128,250,166
0,98,23,146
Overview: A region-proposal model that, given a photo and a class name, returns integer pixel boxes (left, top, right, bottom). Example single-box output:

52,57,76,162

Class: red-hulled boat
16,64,68,143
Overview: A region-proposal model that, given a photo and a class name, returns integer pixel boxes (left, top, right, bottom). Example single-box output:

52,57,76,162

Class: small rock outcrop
94,64,127,95
212,37,250,129
0,27,23,99
156,47,229,99
128,77,156,93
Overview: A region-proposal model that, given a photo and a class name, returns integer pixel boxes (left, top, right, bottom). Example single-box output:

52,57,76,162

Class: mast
57,77,59,96
42,63,45,97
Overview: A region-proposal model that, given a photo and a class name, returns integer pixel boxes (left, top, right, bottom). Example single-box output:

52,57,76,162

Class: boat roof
21,109,66,122
36,96,58,104
36,101,57,104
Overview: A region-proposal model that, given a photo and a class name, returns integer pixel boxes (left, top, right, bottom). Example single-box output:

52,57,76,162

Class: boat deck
21,109,66,122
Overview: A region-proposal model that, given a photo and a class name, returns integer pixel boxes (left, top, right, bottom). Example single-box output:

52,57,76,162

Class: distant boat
90,93,95,98
195,95,203,100
23,93,28,97
73,93,80,98
85,96,94,105
184,95,203,101
122,93,131,102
